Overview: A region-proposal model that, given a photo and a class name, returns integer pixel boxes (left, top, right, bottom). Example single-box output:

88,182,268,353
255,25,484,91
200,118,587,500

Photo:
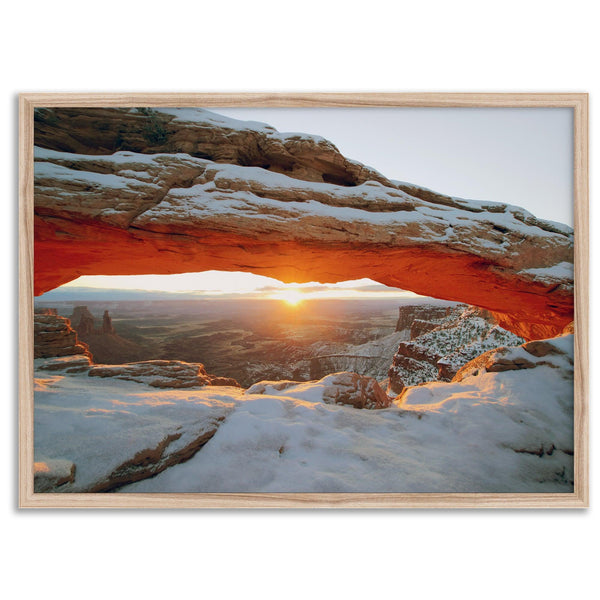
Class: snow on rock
33,334,574,494
395,335,574,487
33,108,573,340
34,363,240,492
88,360,240,389
34,458,76,492
37,355,93,373
452,333,573,382
247,371,391,410
518,261,574,286
388,304,524,394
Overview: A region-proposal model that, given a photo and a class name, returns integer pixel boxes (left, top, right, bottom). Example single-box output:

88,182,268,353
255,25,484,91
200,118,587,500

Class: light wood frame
19,93,589,509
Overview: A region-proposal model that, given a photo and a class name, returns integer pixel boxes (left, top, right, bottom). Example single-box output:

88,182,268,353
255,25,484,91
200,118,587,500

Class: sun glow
272,289,305,306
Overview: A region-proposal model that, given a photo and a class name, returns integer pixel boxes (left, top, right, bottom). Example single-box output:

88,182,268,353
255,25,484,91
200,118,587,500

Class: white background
2,1,597,598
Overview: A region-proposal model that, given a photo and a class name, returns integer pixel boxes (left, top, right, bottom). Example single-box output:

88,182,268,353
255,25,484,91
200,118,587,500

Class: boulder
320,372,392,409
246,372,391,409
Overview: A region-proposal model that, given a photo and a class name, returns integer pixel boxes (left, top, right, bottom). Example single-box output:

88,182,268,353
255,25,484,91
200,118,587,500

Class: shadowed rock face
70,306,95,336
34,311,91,359
33,108,574,340
34,107,391,187
102,310,115,334
34,308,241,389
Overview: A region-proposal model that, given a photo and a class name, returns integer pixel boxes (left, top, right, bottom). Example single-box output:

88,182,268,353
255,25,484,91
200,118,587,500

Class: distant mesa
34,307,241,390
103,310,115,334
68,305,144,364
70,305,114,337
33,107,574,340
70,306,94,336
395,304,455,335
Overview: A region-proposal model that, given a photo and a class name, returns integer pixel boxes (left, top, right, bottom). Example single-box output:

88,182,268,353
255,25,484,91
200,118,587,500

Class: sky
215,106,574,226
46,273,422,303
54,106,573,300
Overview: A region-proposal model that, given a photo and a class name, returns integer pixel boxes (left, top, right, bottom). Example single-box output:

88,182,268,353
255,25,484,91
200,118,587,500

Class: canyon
36,298,522,391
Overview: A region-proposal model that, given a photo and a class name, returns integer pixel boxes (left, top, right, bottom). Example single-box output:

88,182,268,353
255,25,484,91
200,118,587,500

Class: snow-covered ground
34,334,574,494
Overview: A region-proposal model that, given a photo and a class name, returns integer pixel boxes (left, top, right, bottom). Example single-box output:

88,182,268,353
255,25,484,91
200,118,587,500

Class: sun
274,289,305,306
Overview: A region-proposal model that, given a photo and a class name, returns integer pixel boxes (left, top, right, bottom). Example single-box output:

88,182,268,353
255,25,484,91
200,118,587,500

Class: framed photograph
19,93,588,508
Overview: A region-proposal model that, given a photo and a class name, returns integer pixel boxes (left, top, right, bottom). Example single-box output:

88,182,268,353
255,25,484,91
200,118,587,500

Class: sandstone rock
33,108,574,340
88,359,241,389
246,372,391,409
452,334,574,382
485,356,536,372
395,304,453,334
34,313,91,359
388,305,523,394
437,359,458,382
70,306,95,336
37,355,93,372
34,107,391,187
562,322,575,335
88,423,223,493
410,318,445,340
34,459,76,492
245,380,299,395
321,372,391,409
522,339,563,358
102,310,115,334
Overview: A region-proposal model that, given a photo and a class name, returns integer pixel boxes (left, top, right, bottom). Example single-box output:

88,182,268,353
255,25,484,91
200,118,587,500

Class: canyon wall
388,304,524,394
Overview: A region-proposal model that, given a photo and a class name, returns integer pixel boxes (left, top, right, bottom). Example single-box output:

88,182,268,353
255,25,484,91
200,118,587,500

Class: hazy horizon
39,274,424,303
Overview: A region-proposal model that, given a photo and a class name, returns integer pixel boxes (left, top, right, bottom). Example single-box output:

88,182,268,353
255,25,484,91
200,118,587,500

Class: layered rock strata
33,107,574,340
395,304,454,333
34,308,240,389
452,334,574,383
34,310,91,359
88,360,240,389
388,305,524,394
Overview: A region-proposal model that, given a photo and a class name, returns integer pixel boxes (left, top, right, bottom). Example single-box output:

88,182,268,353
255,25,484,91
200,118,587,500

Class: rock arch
33,108,574,340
